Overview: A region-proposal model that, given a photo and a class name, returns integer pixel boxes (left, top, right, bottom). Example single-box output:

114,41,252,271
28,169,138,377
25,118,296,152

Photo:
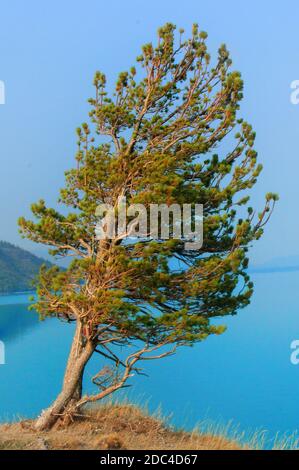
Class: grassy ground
0,403,298,450
0,403,243,450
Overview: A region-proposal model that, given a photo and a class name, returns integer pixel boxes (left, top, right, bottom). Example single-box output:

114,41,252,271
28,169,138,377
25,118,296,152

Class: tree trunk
34,321,95,431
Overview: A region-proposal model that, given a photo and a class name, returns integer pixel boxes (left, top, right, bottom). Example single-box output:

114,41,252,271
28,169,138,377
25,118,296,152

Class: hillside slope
0,404,242,450
0,241,50,294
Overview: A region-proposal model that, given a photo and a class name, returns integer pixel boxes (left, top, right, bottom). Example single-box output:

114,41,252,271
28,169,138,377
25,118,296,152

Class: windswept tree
19,23,277,431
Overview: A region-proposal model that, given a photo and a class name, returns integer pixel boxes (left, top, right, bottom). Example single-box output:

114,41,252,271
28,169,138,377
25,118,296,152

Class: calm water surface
0,272,298,442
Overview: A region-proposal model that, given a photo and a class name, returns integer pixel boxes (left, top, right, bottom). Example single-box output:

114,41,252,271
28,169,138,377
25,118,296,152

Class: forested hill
0,241,50,294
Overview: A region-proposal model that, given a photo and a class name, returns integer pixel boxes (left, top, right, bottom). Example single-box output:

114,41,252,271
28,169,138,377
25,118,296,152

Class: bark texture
34,322,94,431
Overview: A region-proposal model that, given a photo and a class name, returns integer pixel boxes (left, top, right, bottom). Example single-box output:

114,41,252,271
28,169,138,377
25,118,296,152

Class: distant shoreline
1,266,299,298
249,266,299,274
0,291,35,297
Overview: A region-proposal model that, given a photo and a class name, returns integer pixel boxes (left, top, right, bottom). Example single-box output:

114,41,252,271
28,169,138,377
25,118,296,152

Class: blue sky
0,0,298,264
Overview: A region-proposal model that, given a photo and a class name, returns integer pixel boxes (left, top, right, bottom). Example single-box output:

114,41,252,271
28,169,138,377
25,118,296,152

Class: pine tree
19,23,277,430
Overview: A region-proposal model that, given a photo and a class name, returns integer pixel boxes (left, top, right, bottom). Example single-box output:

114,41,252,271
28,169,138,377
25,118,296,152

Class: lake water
0,271,299,444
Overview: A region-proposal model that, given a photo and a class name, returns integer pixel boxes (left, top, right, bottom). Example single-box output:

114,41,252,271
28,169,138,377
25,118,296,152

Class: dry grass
0,403,298,450
0,403,243,450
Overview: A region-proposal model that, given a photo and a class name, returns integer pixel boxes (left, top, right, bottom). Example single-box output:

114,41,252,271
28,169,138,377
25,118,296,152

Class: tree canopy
19,23,277,428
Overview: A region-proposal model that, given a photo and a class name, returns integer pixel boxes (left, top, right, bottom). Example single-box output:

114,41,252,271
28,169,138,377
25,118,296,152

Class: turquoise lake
0,271,298,443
